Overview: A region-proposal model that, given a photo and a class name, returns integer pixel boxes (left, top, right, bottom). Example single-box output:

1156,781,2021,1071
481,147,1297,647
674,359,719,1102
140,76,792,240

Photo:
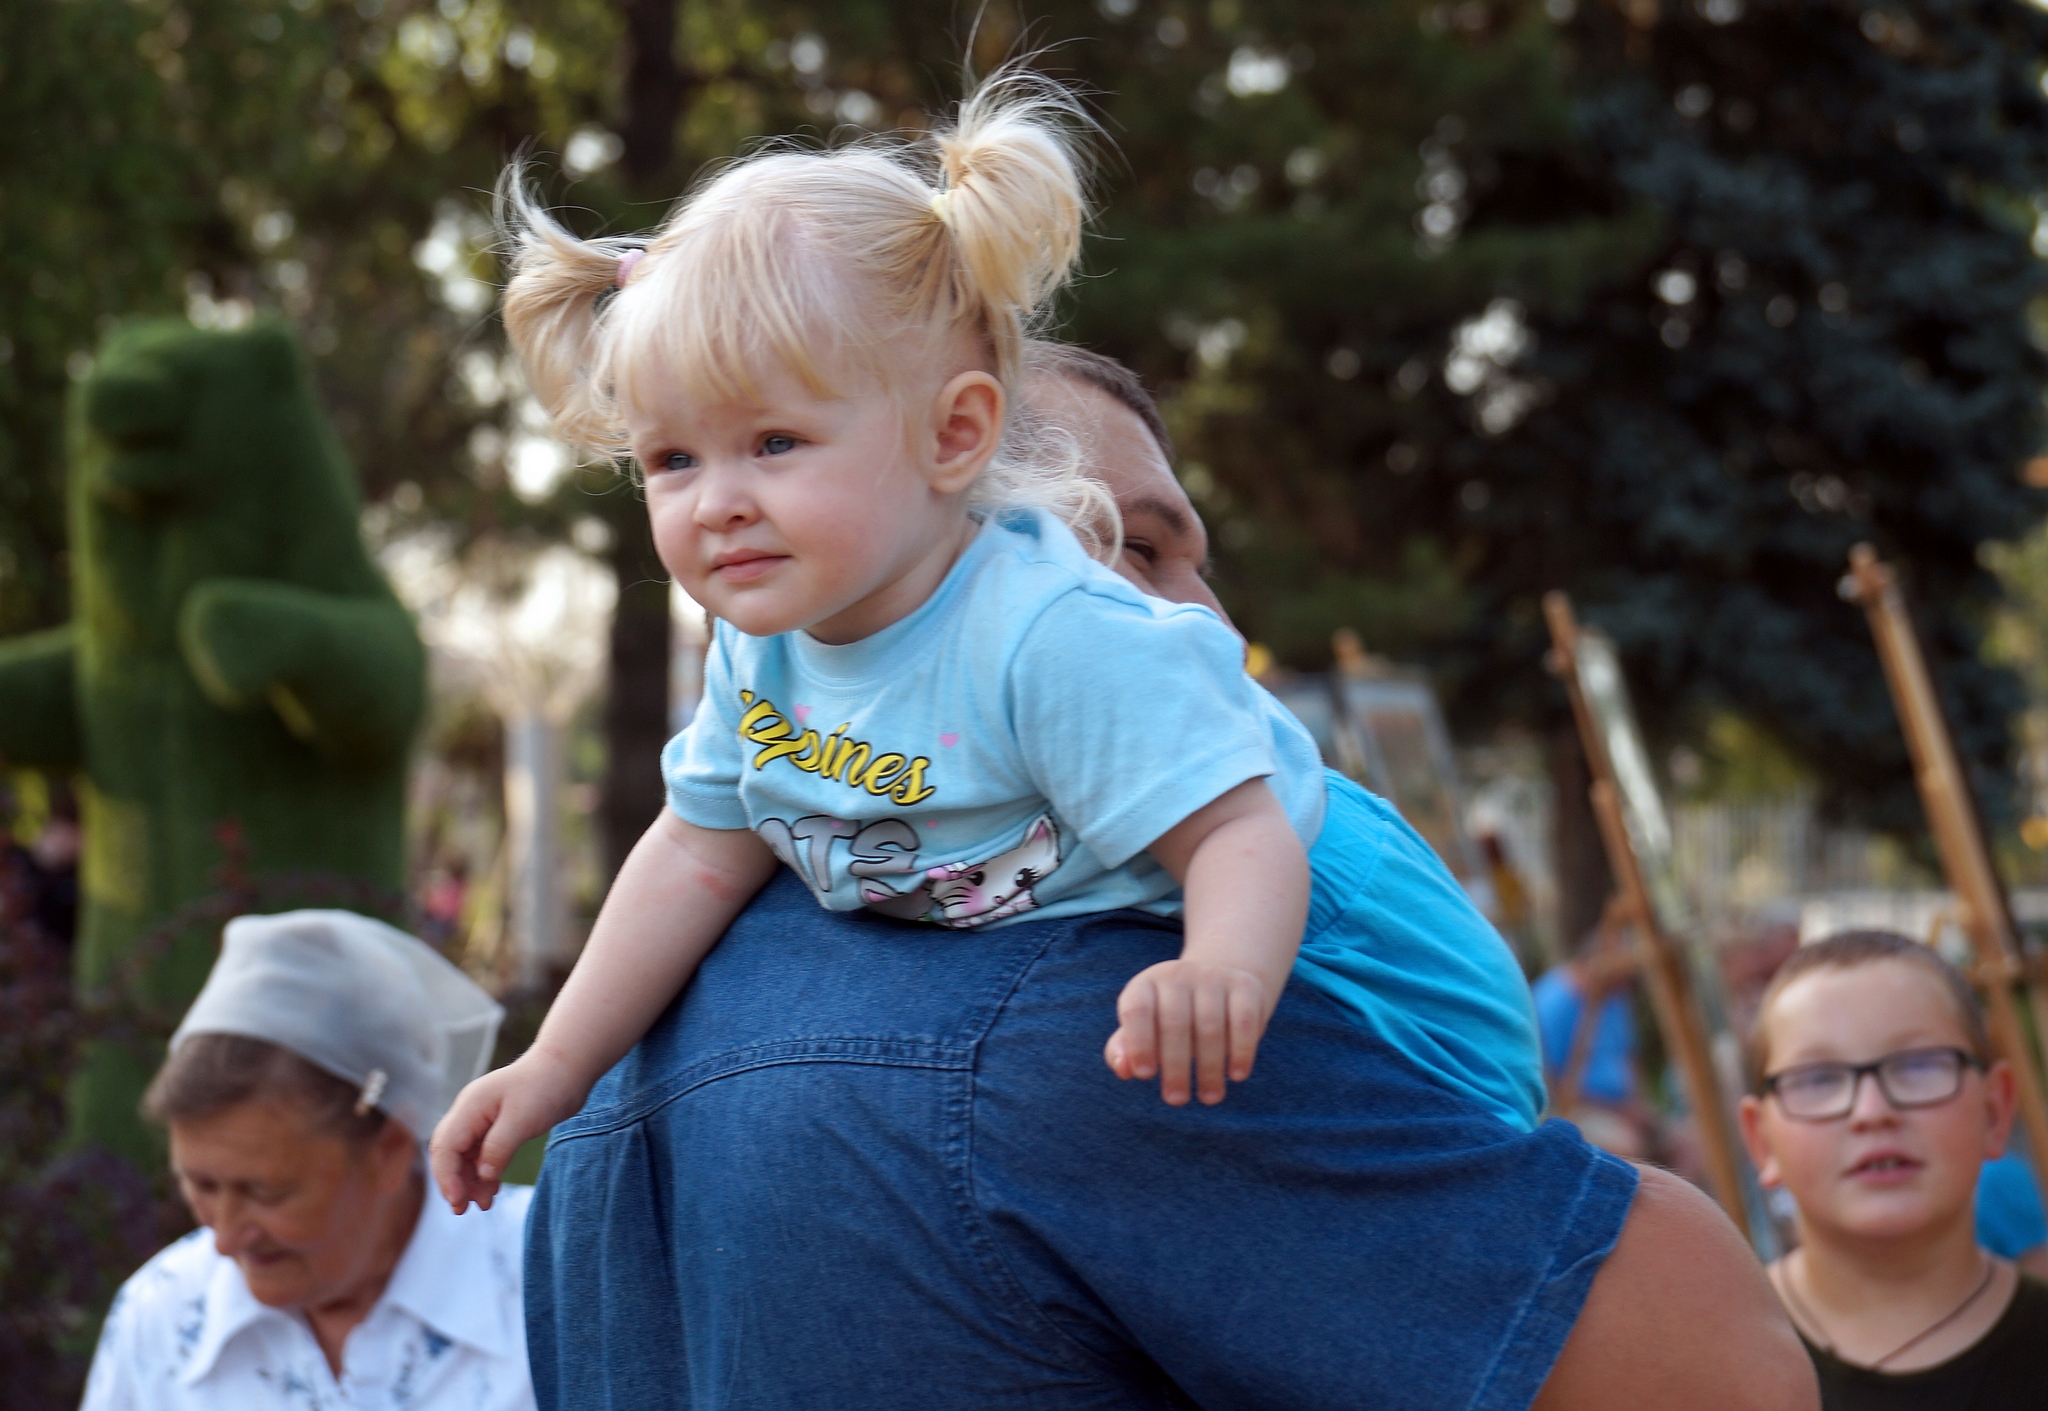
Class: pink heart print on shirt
793,704,813,725
939,732,959,748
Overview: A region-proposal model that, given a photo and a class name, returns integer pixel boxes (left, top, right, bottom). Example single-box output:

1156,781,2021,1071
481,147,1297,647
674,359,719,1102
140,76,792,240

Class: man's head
1021,342,1229,626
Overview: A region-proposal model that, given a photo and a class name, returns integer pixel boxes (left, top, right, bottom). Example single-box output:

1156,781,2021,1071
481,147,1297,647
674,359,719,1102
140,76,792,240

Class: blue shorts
1298,772,1545,1131
527,868,1637,1411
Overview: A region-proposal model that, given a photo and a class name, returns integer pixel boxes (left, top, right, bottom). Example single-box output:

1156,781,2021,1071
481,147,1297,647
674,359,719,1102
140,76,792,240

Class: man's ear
928,371,1004,494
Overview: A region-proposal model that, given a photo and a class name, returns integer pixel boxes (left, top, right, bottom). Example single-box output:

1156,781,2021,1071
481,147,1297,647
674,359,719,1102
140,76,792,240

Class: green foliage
1041,0,1658,669
0,320,425,1162
1053,0,2048,836
1471,0,2048,835
0,0,205,637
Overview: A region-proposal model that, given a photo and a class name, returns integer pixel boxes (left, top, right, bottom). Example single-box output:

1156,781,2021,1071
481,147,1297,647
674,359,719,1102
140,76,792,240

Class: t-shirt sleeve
663,625,751,831
1008,587,1275,869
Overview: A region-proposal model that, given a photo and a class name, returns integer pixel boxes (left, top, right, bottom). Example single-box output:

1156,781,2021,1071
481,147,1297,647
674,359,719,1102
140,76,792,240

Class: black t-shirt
1804,1276,2048,1410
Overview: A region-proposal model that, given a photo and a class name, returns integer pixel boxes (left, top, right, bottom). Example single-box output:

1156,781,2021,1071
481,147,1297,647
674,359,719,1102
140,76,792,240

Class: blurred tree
1056,0,2048,872
0,0,629,634
0,1,205,640
1039,0,1657,935
11,0,2045,897
1459,0,2048,844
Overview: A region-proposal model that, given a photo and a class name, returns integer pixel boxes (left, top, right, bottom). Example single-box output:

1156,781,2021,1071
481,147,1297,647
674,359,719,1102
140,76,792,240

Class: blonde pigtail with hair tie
928,190,955,226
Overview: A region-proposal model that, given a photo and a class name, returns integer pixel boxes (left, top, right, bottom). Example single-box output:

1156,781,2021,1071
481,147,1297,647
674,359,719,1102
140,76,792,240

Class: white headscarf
170,910,504,1139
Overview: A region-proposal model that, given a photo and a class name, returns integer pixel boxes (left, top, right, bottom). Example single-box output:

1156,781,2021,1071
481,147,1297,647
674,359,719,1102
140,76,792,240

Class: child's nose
692,462,758,528
1846,1070,1901,1125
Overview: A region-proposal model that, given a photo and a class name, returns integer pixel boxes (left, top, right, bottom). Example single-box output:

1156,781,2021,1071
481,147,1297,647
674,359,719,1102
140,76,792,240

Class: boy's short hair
1022,341,1173,463
1751,929,1992,1079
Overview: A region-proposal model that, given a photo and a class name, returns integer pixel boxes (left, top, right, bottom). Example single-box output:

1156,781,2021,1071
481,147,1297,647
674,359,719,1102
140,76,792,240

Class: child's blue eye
762,435,798,456
661,452,696,473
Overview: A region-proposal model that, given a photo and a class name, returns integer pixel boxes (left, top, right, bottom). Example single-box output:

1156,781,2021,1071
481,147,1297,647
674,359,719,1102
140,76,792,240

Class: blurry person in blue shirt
1978,1148,2048,1278
1532,914,1655,1158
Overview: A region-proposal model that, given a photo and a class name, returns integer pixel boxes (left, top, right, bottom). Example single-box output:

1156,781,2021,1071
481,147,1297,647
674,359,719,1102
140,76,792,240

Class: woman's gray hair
143,1032,390,1146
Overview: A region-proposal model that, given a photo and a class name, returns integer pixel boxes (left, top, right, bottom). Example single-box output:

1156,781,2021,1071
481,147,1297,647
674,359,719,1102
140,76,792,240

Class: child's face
628,353,994,643
1737,960,2013,1248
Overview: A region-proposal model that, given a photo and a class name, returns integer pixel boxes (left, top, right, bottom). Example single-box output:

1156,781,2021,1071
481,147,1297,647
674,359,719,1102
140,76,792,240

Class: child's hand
429,1051,588,1213
1104,959,1271,1105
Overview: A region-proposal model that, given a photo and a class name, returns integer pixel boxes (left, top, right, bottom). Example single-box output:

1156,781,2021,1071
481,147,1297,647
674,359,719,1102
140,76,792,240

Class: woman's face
169,1096,418,1310
1738,960,2014,1247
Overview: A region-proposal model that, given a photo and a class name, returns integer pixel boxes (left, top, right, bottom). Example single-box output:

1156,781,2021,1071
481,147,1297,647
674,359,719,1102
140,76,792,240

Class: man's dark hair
1022,340,1173,462
1752,929,1992,1076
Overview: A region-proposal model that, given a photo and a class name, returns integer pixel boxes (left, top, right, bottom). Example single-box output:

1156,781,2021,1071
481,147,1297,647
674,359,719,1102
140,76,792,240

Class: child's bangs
605,212,878,420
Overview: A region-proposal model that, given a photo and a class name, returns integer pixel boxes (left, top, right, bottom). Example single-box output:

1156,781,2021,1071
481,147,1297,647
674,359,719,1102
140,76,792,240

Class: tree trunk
599,492,673,883
1550,722,1612,957
597,0,693,885
619,0,685,184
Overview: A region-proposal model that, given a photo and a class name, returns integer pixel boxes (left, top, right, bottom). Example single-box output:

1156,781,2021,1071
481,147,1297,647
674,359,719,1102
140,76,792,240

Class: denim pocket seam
551,1036,978,1139
943,920,1137,1377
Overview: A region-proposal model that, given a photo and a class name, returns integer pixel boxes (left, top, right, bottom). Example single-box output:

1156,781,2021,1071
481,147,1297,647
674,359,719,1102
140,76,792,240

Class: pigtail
928,67,1089,385
495,163,637,454
927,67,1119,560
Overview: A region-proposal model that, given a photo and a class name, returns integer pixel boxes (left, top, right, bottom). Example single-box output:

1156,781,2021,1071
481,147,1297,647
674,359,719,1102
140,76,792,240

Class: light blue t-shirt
1299,772,1544,1131
665,508,1327,928
663,506,1543,1129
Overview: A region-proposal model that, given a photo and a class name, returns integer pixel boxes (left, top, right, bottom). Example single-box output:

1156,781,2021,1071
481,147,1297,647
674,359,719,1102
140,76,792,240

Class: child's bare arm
431,811,777,1210
1105,778,1310,1105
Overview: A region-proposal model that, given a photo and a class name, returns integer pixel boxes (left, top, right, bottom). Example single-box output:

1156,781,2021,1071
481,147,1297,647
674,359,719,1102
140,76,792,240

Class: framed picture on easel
1545,593,1775,1256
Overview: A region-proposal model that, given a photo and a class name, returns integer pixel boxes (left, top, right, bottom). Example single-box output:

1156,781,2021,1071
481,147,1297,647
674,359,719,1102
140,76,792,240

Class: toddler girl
433,73,1328,1208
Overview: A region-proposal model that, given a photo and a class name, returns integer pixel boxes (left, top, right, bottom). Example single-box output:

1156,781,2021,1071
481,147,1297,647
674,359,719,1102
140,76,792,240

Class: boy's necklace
1781,1254,1996,1371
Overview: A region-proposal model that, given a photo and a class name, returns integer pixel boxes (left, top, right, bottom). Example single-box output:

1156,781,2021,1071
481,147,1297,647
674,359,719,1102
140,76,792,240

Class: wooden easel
1545,592,1757,1246
1841,545,2048,1206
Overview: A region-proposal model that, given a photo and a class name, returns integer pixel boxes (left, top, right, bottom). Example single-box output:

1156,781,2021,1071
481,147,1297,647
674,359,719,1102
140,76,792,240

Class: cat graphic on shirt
842,812,1063,928
924,813,1061,928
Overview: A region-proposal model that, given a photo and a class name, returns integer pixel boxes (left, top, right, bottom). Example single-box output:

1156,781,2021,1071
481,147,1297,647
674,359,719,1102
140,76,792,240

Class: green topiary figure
0,319,425,1164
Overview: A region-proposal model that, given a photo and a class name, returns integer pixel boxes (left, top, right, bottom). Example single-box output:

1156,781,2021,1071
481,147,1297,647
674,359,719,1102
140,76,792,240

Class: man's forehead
1031,374,1179,488
1124,493,1192,535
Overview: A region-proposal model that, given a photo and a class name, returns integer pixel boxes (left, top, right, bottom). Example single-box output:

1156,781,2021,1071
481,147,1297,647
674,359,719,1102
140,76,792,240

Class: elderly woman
82,910,533,1410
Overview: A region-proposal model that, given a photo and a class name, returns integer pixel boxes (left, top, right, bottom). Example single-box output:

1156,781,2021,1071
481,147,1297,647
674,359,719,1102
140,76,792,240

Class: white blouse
81,1185,536,1411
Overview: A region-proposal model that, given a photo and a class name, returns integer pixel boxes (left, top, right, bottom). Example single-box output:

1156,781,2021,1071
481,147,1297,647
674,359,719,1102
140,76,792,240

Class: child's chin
718,601,805,637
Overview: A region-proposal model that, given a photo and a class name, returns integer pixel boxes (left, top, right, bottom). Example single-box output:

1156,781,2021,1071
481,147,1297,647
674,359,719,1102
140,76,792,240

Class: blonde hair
498,66,1119,558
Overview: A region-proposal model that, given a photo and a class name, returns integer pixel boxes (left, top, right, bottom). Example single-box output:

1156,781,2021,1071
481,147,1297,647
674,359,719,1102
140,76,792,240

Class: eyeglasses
1760,1047,1985,1122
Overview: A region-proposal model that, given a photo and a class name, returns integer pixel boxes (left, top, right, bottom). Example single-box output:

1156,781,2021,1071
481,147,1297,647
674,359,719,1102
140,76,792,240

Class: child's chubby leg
430,811,776,1212
1104,778,1310,1106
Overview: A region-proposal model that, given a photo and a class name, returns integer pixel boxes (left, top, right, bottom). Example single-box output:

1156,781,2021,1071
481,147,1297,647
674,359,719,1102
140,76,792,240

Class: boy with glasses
1739,930,2048,1407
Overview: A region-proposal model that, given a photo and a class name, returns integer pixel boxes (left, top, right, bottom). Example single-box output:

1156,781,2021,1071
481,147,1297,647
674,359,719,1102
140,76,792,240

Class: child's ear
1981,1058,2018,1160
929,371,1004,494
1736,1095,1783,1189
